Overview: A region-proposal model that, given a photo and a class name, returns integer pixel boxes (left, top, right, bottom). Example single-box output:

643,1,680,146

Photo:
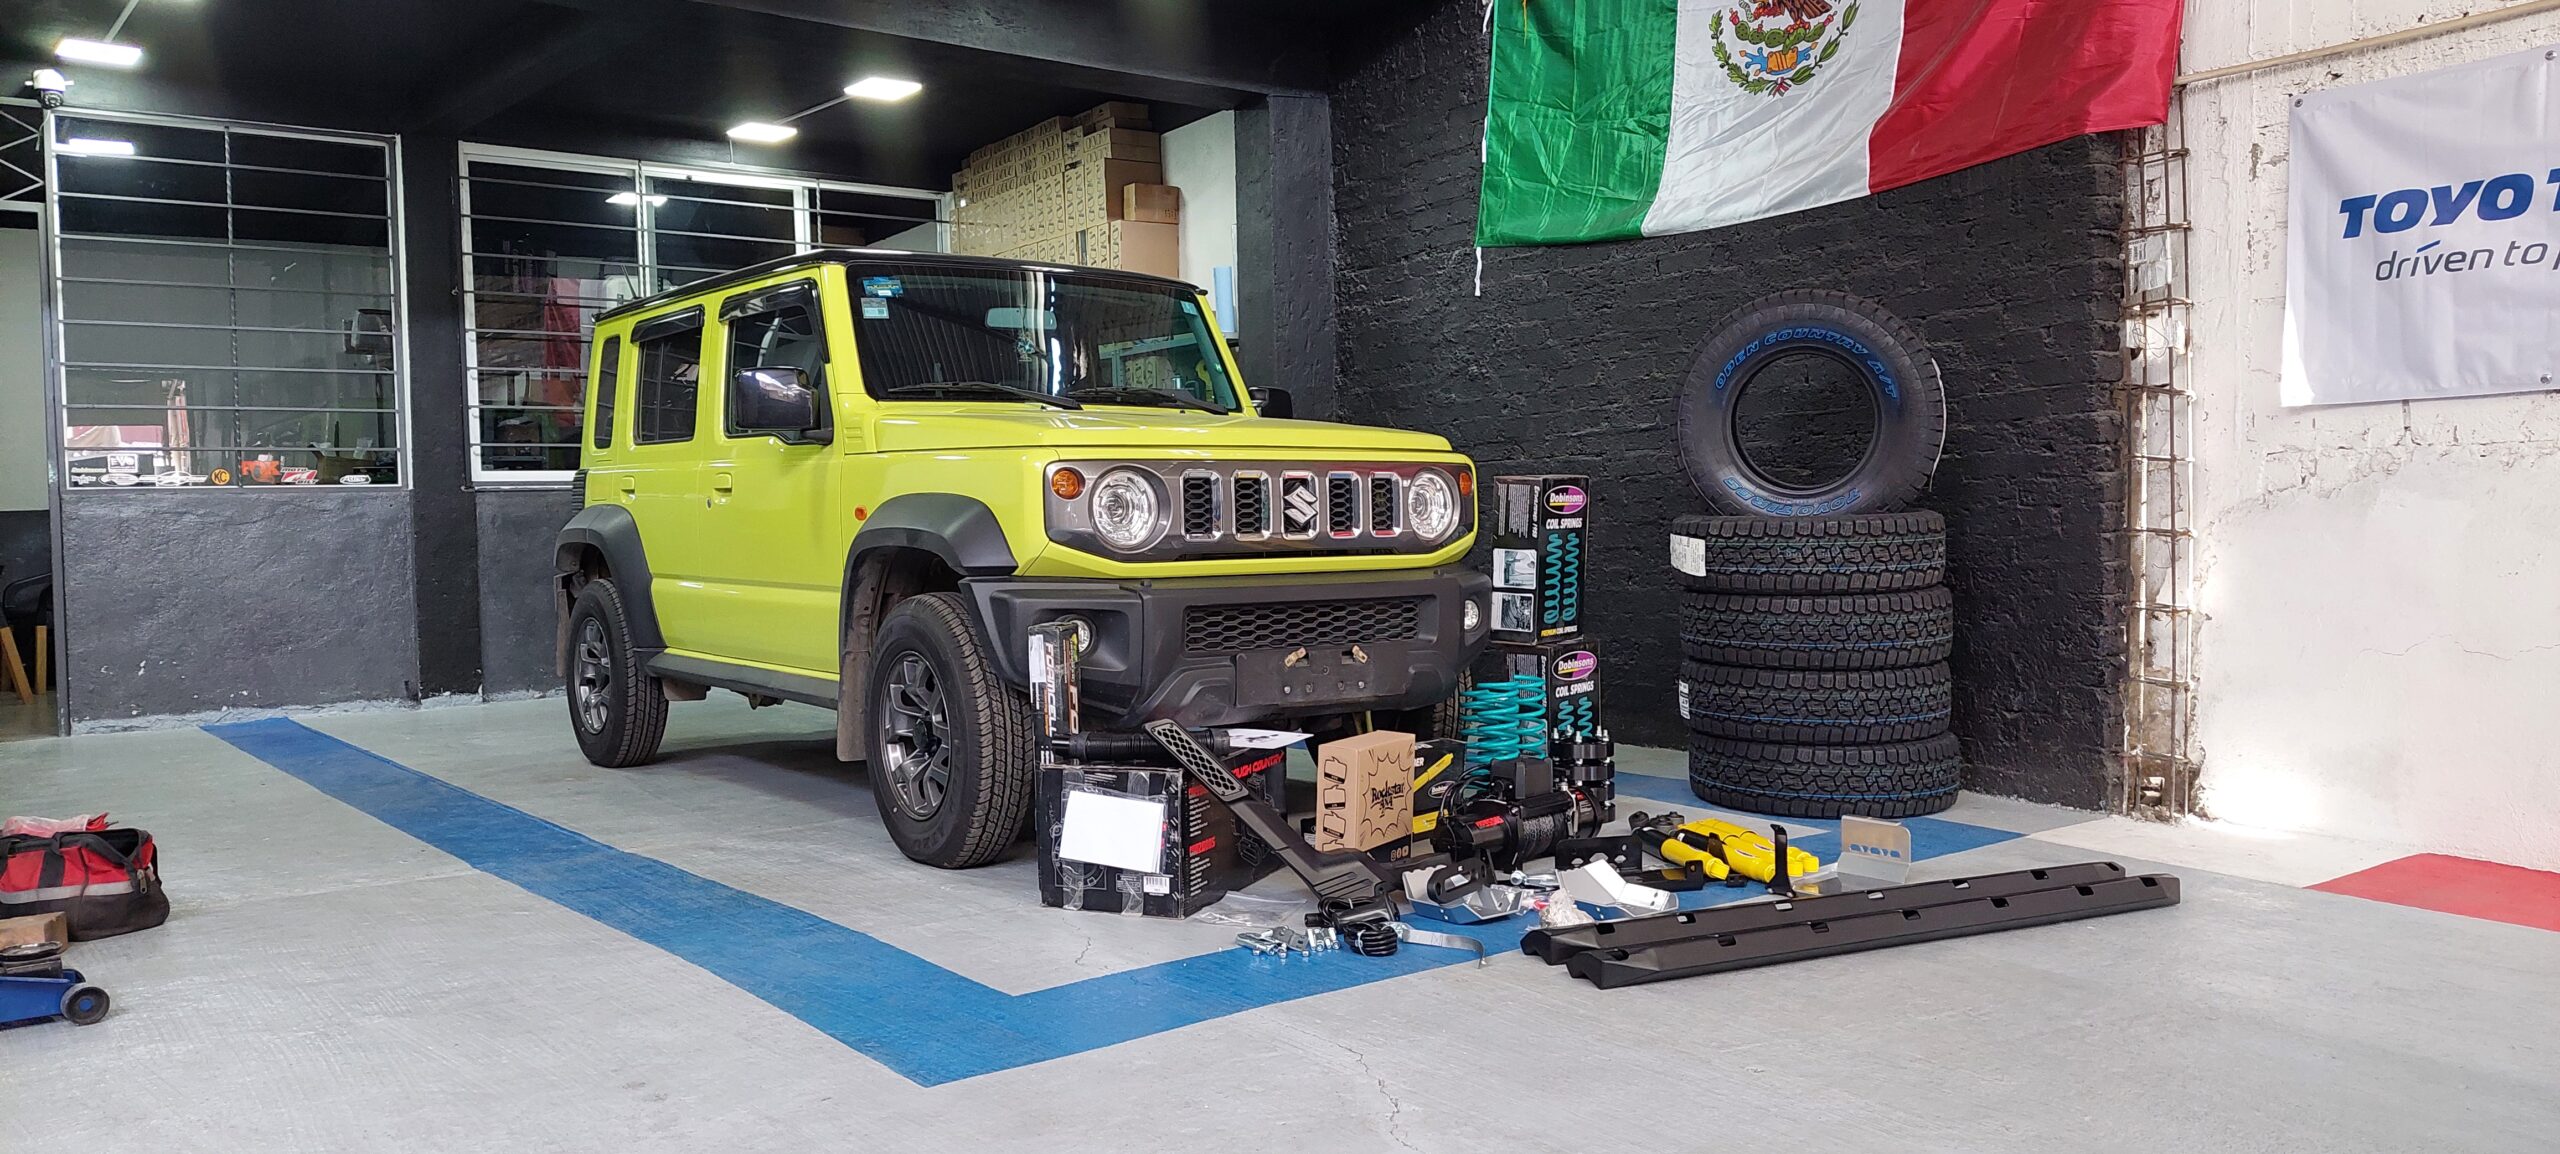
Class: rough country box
1487,475,1590,645
1036,752,1285,919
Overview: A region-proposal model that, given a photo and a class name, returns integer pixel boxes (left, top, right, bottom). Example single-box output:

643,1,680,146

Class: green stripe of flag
1476,0,1683,247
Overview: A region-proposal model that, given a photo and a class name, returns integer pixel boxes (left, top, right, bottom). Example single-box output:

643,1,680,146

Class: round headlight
1090,469,1165,551
1407,470,1461,541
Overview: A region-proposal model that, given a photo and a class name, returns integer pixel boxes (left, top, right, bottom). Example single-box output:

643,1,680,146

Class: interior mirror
1247,386,1294,419
984,306,1057,329
729,367,827,444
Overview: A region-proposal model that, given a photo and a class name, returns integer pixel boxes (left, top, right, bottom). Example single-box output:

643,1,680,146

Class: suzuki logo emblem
1283,481,1319,531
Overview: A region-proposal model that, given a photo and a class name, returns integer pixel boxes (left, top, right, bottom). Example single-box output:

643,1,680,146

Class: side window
591,336,622,450
724,286,828,437
634,312,704,445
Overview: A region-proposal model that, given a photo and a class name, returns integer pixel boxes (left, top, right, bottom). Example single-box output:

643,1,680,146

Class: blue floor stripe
208,718,2023,1085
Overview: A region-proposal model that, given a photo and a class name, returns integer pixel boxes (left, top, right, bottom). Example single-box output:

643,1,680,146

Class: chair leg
32,626,45,694
0,627,30,704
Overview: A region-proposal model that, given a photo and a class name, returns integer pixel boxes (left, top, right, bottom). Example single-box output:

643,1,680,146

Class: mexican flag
1477,0,2183,245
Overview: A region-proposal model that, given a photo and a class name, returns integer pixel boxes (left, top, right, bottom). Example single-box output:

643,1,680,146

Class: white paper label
1057,789,1168,874
1677,680,1691,720
1669,534,1706,576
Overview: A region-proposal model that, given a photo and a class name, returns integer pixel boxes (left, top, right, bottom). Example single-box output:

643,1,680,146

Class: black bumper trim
963,566,1492,728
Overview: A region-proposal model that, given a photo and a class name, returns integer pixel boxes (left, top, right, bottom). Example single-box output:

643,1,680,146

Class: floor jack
0,942,110,1027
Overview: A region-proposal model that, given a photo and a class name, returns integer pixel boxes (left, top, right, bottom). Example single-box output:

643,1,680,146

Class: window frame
717,279,832,443
590,335,623,450
457,141,947,487
631,307,707,447
41,107,412,494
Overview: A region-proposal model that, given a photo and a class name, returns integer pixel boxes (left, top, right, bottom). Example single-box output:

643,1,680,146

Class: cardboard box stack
952,102,1181,278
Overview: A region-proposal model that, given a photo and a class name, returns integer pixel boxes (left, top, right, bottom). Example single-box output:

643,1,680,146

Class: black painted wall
1328,1,2130,807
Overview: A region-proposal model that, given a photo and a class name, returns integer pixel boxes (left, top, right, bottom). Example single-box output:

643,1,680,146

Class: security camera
27,69,69,110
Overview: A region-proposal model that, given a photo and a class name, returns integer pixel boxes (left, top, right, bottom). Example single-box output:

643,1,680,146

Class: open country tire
864,592,1038,869
566,579,670,769
1669,511,1945,594
1681,660,1953,744
1679,586,1955,670
1688,733,1963,820
1676,290,1945,516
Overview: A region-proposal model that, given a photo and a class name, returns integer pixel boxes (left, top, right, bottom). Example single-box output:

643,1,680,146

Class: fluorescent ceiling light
844,77,922,102
726,121,798,144
59,137,136,157
605,192,669,207
56,38,143,67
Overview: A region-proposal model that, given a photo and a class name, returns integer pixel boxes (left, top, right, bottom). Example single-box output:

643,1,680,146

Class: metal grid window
458,143,946,486
45,111,406,490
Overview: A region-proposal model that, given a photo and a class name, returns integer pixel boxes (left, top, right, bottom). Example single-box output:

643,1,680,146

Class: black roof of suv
596,247,1201,324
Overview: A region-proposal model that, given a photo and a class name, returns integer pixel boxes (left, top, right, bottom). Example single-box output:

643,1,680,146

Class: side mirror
1247,386,1294,419
729,367,828,444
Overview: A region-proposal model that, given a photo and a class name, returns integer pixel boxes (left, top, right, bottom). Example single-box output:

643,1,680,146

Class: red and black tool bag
0,827,169,940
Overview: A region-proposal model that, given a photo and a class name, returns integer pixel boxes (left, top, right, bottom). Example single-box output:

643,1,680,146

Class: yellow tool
1633,822,1732,880
1677,815,1822,886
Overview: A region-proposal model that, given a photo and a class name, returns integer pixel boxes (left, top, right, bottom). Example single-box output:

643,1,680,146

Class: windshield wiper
1064,386,1231,415
881,381,1082,410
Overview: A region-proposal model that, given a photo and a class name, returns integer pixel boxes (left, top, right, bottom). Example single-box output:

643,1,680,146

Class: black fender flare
555,503,664,669
832,494,1019,760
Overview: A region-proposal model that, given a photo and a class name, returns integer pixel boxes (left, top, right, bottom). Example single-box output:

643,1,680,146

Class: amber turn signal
1050,468,1086,500
1457,469,1474,498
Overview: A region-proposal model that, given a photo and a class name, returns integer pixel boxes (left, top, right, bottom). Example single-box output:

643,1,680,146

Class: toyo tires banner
2283,45,2560,406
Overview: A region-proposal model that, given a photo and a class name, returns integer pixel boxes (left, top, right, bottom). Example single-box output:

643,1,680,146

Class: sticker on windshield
1180,300,1200,314
861,276,904,298
860,298,890,319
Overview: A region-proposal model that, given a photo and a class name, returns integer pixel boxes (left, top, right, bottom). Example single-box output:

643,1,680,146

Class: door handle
616,476,637,496
711,472,735,493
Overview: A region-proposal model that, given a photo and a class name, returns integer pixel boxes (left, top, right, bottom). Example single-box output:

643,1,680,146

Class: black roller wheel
864,592,1036,869
61,985,109,1025
1679,586,1955,670
1682,661,1953,744
566,579,669,768
1670,511,1946,594
1677,290,1945,516
1688,733,1962,819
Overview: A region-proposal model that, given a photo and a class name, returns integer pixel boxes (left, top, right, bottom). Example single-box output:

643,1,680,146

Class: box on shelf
1072,101,1152,131
1122,183,1180,225
1487,474,1591,645
1066,127,1162,164
1036,751,1286,919
1314,729,1417,854
1075,220,1179,278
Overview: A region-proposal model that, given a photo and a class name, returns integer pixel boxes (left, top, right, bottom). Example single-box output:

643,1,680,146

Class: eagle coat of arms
1711,0,1860,96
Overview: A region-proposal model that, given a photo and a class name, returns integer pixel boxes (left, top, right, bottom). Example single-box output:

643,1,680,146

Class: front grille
1369,476,1397,533
1327,475,1359,536
1182,475,1219,537
1233,474,1270,537
1182,597,1425,653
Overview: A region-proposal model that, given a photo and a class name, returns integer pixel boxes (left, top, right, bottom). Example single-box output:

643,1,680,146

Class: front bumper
964,566,1492,728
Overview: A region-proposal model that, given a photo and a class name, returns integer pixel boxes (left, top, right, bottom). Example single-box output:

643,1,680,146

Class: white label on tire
1669,534,1707,576
1677,681,1691,720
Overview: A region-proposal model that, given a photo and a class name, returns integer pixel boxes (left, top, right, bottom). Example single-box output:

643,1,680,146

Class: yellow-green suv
555,250,1490,867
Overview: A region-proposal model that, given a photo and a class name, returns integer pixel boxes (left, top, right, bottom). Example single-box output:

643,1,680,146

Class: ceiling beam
400,7,679,136
669,0,1328,102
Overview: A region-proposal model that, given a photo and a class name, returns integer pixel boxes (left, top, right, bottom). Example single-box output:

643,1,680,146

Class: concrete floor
2,695,2555,1152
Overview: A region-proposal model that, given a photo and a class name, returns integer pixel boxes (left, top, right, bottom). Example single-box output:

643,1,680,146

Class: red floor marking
2310,854,2560,933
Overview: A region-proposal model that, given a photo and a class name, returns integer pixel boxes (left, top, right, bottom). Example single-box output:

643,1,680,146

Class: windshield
844,263,1239,411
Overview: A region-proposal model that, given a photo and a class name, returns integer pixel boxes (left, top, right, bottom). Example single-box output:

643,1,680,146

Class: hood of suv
868,405,1455,454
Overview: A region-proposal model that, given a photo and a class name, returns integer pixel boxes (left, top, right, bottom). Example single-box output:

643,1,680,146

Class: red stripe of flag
1871,0,2184,193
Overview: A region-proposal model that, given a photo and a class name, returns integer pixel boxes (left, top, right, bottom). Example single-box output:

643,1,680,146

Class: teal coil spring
1461,676,1547,762
1541,529,1582,626
1554,694,1597,741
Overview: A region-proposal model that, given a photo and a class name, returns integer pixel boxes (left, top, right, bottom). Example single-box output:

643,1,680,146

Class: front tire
864,592,1036,869
566,579,669,768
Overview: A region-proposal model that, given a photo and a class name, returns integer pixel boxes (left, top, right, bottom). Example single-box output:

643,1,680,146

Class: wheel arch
555,503,664,677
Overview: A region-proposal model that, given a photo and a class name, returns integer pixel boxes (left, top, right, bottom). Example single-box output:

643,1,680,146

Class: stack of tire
1668,289,1961,818
1670,513,1961,817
